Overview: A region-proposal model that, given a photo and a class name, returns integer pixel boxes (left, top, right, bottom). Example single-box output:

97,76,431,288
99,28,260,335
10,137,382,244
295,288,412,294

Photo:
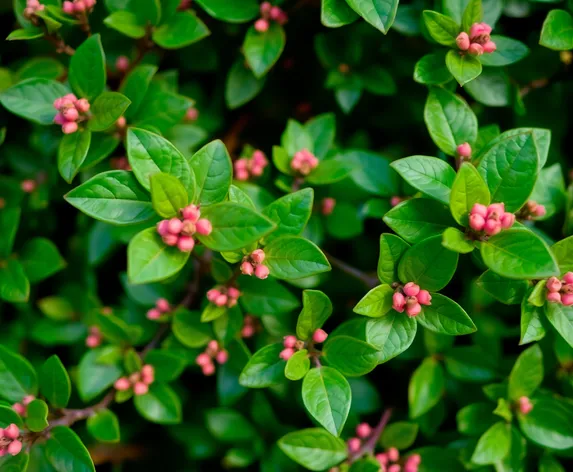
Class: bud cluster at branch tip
393,283,431,317
147,298,172,321
0,424,23,457
157,204,212,253
279,329,328,360
456,23,496,56
469,203,515,236
291,148,319,175
546,272,573,306
241,249,270,279
207,286,241,308
53,94,91,134
12,395,35,417
196,340,228,376
63,0,96,16
234,150,268,181
114,364,155,396
254,2,287,33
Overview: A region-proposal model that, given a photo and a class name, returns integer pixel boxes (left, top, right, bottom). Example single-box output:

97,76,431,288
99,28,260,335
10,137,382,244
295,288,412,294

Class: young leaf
302,366,351,437
344,0,398,34
188,140,232,205
456,403,498,436
408,357,445,418
225,59,266,109
76,348,122,402
545,303,573,348
0,259,30,303
441,227,475,254
461,0,483,32
471,421,511,465
39,355,71,409
476,270,528,305
120,65,158,120
305,113,335,159
46,426,95,472
365,314,418,363
540,10,573,51
69,34,106,101
414,52,452,85
26,399,49,432
278,428,348,471
243,23,285,78
150,173,189,218
195,0,259,23
58,130,92,183
517,397,573,450
284,349,310,381
239,343,285,388
0,345,38,403
87,92,131,131
479,36,529,66
353,284,394,318
450,162,490,225
134,383,182,424
152,12,210,49
422,11,461,47
520,295,546,345
380,422,419,449
377,234,410,285
262,188,314,243
240,276,300,315
172,309,212,348
296,290,333,340
87,409,120,443
508,344,543,400
104,11,146,38
446,50,482,86
323,336,378,376
0,208,20,258
321,0,359,28
416,293,476,335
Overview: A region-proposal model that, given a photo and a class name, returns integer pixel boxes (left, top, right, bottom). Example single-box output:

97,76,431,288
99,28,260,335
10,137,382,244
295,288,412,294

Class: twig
325,252,378,289
43,32,75,55
349,409,393,463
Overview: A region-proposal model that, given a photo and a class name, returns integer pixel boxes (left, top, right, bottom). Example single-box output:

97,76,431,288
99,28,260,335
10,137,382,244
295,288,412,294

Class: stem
325,253,378,289
291,176,304,191
349,408,393,463
43,32,75,55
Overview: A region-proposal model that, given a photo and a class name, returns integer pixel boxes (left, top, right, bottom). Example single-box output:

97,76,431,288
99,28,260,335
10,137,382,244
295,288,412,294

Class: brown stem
78,12,92,37
125,25,155,75
349,408,393,463
325,252,378,289
291,176,304,191
43,32,75,55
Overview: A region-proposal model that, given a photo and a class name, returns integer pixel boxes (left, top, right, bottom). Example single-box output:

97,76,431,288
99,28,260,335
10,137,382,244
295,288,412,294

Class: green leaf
278,428,348,471
225,58,266,109
26,399,49,432
128,228,190,284
450,162,490,226
0,260,29,303
422,10,460,46
307,157,353,185
104,11,146,38
414,52,452,85
518,397,573,450
446,346,498,383
150,173,189,218
69,34,105,101
296,290,333,340
281,119,315,156
87,409,120,443
284,349,310,381
172,309,212,348
152,12,210,49
540,454,566,472
321,0,359,28
416,293,476,335
76,348,122,402
540,10,573,51
39,355,71,409
520,295,546,345
479,35,529,67
471,421,511,465
476,270,528,305
398,235,459,291
197,202,275,251
409,357,445,418
0,405,23,428
380,422,419,449
353,284,394,318
0,208,20,258
239,343,285,388
81,135,121,170
552,236,573,274
201,304,227,323
263,235,331,280
305,113,336,159
205,408,257,442
364,312,418,363
196,0,259,22
87,92,131,131
377,234,409,284
262,188,314,243
243,23,286,78
457,403,498,436
391,156,456,205
302,367,351,437
345,0,399,34
424,87,478,156
465,67,511,107
546,303,573,348
127,127,192,192
188,140,232,205
96,313,139,345
6,27,43,40
323,335,378,377
120,65,158,120
240,277,300,315
462,0,483,32
480,229,559,279
134,383,182,424
146,350,187,383
0,344,37,402
442,227,475,254
446,50,482,86
383,198,456,245
46,426,95,472
508,344,543,400
0,78,68,124
58,130,92,183
65,170,155,225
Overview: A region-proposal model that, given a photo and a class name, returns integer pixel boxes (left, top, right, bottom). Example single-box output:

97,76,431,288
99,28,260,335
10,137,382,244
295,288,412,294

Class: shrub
0,0,572,471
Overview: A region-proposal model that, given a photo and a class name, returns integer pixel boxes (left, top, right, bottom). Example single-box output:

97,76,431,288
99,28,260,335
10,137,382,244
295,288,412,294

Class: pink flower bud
54,112,66,125
177,236,195,252
356,423,371,438
234,158,248,171
74,1,87,13
63,107,79,122
376,453,388,466
284,335,297,348
388,447,399,462
53,97,63,109
181,204,201,222
255,264,270,279
185,107,199,122
469,214,485,231
470,22,492,38
162,234,179,246
393,292,406,313
215,350,229,364
251,249,265,263
260,1,271,16
4,424,19,440
116,116,127,129
85,0,96,8
403,282,420,297
241,325,255,337
562,294,573,306
547,291,562,303
405,302,422,317
157,220,170,236
241,261,254,276
62,121,78,134
23,395,34,406
202,362,215,376
86,335,101,347
313,329,328,343
133,382,149,396
546,277,562,293
564,272,573,284
64,93,78,102
255,18,269,33
279,347,295,360
417,290,432,305
227,287,240,299
534,205,546,217
21,179,36,193
487,203,505,217
235,169,250,181
456,32,470,51
156,298,170,312
468,43,484,56
408,454,421,466
484,219,502,236
518,396,533,414
215,294,228,307
114,377,131,391
147,308,162,320
196,219,212,236
75,98,90,113
63,1,74,14
456,142,471,157
563,284,573,294
7,440,22,456
207,289,220,302
196,353,211,366
12,403,25,416
141,366,155,385
208,340,219,352
500,212,515,229
322,198,336,216
116,55,130,73
252,150,267,166
167,218,183,234
471,203,488,218
483,41,497,53
390,196,402,207
388,465,401,472
348,437,361,453
269,6,282,20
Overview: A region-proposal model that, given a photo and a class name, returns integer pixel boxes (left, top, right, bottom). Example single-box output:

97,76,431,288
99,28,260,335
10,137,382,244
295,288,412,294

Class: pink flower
156,298,170,312
196,353,211,366
469,213,485,232
177,236,195,252
181,204,200,222
470,22,492,39
167,218,183,234
202,362,215,376
215,350,229,364
227,287,240,299
215,294,228,307
518,396,533,414
76,98,90,113
483,218,501,236
471,203,488,218
456,32,470,51
312,329,328,343
162,234,178,246
133,382,149,396
487,203,505,217
62,121,78,134
405,300,422,317
7,440,22,456
376,453,388,466
185,107,199,122
146,308,161,320
564,272,573,284
20,179,36,193
322,198,336,216
116,55,130,73
157,220,170,236
388,447,399,462
207,289,220,302
562,294,573,306
534,205,546,217
114,377,131,391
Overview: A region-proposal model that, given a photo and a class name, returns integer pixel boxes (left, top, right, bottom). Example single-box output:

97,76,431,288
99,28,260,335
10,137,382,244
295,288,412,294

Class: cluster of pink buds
456,23,496,56
280,329,327,360
254,2,287,32
457,142,471,158
469,203,515,236
546,273,573,306
21,179,37,193
518,396,533,415
234,150,268,181
85,326,102,348
23,0,44,20
115,56,130,73
207,286,240,308
63,0,96,15
195,340,228,376
377,450,421,472
53,94,90,134
114,365,155,396
147,298,172,321
12,395,35,417
110,156,131,170
520,200,546,220
393,283,431,317
321,198,336,216
157,204,212,252
240,249,270,279
185,107,199,122
241,315,259,338
291,148,319,175
0,424,23,457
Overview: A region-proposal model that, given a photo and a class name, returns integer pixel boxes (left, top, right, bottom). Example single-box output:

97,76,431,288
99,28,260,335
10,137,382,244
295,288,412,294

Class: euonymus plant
0,0,572,471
